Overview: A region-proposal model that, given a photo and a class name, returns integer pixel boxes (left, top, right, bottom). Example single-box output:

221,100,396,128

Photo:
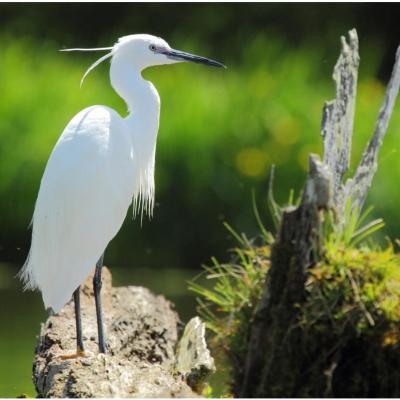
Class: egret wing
21,106,135,312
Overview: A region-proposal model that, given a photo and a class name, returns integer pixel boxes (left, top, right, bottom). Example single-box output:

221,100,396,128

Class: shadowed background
1,3,400,396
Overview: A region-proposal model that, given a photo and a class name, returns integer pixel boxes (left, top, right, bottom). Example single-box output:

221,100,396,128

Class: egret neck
109,55,159,217
110,55,160,140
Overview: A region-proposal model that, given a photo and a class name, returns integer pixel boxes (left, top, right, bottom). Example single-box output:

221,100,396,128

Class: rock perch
32,267,215,398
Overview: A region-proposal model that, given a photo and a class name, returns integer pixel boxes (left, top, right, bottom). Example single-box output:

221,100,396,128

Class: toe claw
59,346,86,360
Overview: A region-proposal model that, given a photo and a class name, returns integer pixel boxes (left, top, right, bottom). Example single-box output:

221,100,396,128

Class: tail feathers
17,252,38,291
43,292,71,314
18,255,67,313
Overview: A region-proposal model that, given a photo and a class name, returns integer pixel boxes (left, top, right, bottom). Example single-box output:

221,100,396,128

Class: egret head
61,33,226,86
114,34,226,69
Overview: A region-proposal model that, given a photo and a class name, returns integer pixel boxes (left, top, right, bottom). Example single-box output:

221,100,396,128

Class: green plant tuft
191,189,400,395
303,242,400,336
189,225,271,394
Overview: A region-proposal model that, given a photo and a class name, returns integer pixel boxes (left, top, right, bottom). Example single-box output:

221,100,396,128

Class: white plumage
20,33,225,315
20,35,163,312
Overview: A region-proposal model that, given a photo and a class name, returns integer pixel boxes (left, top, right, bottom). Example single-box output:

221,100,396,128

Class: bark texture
321,28,359,206
33,268,215,398
321,29,400,218
239,155,331,397
343,43,400,216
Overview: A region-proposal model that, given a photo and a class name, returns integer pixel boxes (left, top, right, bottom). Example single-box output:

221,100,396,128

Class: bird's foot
59,345,86,360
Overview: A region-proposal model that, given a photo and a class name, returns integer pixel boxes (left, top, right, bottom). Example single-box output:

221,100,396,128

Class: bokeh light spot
235,147,269,178
272,117,301,146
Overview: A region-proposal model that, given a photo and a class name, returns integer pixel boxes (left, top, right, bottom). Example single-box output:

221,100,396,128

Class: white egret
19,34,225,357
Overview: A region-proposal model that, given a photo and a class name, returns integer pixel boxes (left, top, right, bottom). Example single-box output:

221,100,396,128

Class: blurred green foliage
1,32,399,272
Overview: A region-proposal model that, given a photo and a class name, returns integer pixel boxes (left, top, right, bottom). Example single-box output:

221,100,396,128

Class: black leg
93,253,106,353
73,287,85,353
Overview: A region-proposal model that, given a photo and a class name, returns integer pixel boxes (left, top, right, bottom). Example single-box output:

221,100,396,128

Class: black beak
163,49,226,68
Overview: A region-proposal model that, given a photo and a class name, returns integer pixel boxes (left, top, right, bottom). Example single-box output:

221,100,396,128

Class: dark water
0,263,200,397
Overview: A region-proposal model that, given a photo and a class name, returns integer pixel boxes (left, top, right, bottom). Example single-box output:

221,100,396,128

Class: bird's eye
149,45,157,51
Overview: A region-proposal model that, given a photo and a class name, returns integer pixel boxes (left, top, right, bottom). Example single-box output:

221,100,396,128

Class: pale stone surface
33,268,214,397
175,316,216,393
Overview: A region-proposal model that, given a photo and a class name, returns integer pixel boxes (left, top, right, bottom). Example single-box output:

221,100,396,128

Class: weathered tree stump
33,268,215,397
238,28,400,397
240,154,332,397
